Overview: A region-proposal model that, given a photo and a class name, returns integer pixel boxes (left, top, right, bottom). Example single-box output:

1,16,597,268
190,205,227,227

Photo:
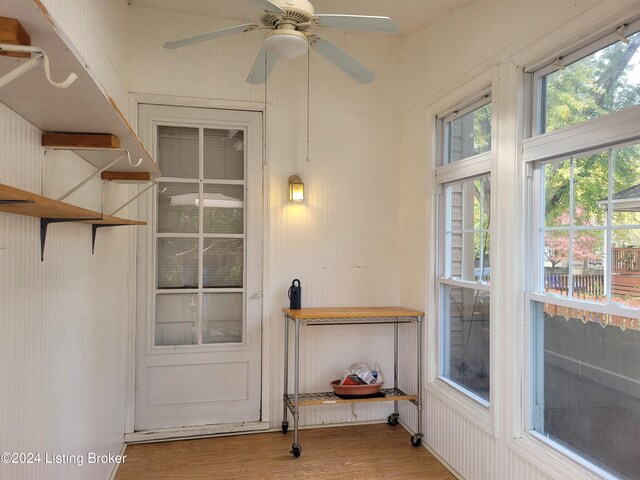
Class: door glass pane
157,238,199,289
203,293,243,344
203,239,243,288
203,184,244,234
158,183,199,234
158,126,199,178
204,128,244,180
441,283,490,401
155,294,197,346
533,302,640,479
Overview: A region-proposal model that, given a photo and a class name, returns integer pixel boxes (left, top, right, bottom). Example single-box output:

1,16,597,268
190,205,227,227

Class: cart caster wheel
411,435,423,447
387,413,399,426
291,444,302,458
282,421,289,434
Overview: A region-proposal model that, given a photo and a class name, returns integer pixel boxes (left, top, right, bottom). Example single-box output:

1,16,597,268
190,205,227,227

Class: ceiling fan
163,0,399,84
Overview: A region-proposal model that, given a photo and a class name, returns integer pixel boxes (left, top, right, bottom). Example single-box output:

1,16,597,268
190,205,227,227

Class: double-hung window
437,95,492,404
526,20,640,479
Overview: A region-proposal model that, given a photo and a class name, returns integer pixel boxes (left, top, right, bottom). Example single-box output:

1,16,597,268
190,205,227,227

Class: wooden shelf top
0,182,146,225
0,1,160,179
282,307,424,320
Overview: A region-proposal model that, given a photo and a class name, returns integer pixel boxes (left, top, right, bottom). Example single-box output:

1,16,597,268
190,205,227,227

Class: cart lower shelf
284,388,417,408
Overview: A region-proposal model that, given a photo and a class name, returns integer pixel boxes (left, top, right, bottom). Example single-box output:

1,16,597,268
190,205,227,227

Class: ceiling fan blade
252,0,286,14
164,24,258,49
246,48,278,84
314,14,399,33
310,35,374,84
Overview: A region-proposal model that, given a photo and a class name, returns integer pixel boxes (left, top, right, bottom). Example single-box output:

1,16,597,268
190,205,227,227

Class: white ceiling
131,0,475,34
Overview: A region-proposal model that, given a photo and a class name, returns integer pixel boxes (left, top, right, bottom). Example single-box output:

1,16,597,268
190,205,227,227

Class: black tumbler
288,279,301,309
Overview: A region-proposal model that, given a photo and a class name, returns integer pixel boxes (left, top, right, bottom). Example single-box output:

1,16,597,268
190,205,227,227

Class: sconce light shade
288,174,304,202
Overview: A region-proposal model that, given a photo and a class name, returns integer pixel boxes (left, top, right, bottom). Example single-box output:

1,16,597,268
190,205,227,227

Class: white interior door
134,104,265,433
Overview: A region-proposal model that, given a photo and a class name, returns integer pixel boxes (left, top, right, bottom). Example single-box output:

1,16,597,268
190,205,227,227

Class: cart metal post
291,317,301,457
282,313,290,435
411,315,424,447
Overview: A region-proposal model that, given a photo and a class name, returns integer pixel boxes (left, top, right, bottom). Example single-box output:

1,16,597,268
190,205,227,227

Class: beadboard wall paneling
129,4,404,429
0,102,136,480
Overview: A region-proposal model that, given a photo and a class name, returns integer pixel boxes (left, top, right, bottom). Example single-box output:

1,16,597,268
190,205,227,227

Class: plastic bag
350,363,375,384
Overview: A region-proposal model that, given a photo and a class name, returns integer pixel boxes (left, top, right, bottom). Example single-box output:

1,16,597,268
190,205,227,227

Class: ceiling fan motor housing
260,0,315,31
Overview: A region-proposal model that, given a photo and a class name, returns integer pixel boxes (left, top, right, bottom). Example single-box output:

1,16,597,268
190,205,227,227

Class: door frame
125,94,271,441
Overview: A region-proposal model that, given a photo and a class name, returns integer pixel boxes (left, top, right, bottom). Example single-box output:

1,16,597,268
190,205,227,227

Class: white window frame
432,85,495,426
520,18,640,478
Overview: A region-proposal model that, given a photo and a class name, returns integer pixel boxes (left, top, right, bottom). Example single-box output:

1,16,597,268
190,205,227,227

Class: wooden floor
115,424,455,480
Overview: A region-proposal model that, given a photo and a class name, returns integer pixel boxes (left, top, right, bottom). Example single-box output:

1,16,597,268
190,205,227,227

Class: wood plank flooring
115,424,455,480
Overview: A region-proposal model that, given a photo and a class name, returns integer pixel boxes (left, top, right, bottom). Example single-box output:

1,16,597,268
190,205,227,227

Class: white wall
1,1,136,479
128,5,405,427
0,103,136,480
398,0,639,479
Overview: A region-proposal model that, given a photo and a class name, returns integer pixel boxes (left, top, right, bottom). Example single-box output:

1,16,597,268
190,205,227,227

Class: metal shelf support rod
57,151,128,202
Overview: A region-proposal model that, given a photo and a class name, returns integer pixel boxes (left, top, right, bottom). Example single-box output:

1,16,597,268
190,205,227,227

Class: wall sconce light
288,174,304,202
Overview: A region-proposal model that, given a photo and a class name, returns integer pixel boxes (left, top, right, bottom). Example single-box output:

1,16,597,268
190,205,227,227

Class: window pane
155,294,197,346
203,184,244,234
447,176,491,283
612,230,640,303
542,30,640,133
544,160,571,227
572,229,605,301
203,293,242,344
158,126,199,178
446,103,491,163
573,153,608,226
157,238,199,289
441,284,490,401
203,128,244,180
612,145,640,226
158,183,199,234
544,230,570,295
203,239,243,288
541,144,640,303
532,302,640,479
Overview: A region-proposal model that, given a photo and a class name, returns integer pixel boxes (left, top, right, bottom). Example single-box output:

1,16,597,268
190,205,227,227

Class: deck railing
613,247,640,273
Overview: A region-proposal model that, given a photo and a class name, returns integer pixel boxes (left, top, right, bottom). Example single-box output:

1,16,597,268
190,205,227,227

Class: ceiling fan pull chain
306,38,310,163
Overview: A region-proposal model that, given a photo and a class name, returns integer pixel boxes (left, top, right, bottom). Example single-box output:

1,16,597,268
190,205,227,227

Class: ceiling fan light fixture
263,30,308,59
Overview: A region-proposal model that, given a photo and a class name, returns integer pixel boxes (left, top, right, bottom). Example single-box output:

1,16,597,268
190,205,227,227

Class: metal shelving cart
282,307,424,457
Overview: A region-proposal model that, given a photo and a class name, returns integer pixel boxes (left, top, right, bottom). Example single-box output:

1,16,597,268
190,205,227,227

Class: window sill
426,377,493,437
508,432,619,480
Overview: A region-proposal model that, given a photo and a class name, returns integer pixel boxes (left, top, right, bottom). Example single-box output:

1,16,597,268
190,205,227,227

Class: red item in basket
342,374,366,385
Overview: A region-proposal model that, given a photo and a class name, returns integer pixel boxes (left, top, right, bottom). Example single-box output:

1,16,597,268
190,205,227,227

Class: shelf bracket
40,217,98,261
110,182,163,217
57,151,129,202
0,44,77,89
91,223,128,254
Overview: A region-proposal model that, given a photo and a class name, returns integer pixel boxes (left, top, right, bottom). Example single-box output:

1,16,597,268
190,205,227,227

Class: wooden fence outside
543,272,640,330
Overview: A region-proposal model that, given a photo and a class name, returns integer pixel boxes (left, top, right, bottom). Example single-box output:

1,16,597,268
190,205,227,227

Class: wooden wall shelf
0,183,146,260
0,1,161,179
